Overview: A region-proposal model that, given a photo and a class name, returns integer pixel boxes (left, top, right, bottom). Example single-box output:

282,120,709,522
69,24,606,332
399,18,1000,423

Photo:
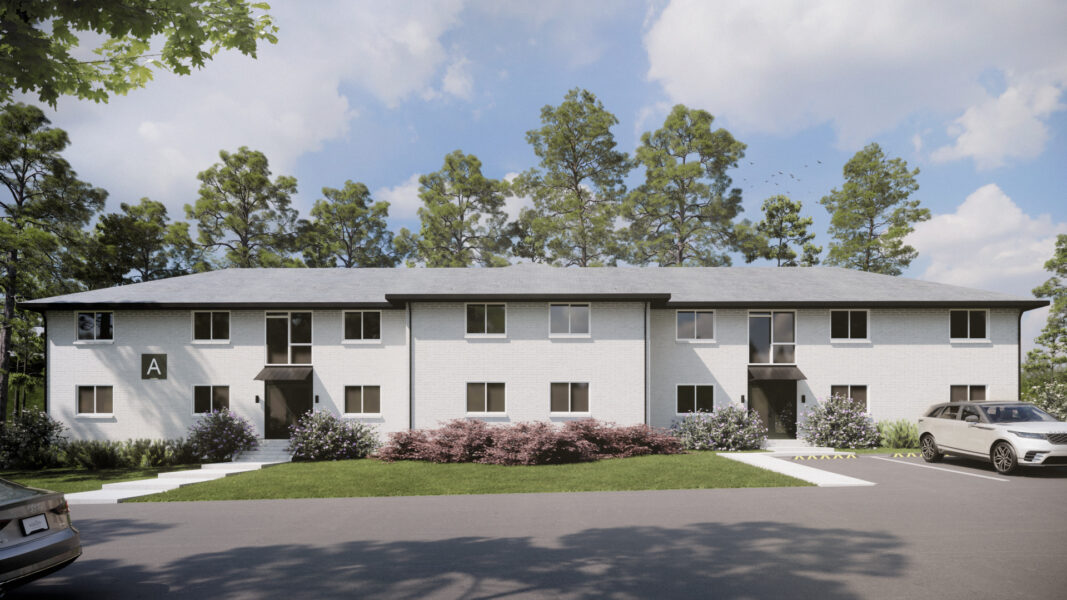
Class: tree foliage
624,105,748,266
1027,234,1067,376
510,88,630,266
0,103,106,422
0,0,278,107
78,198,197,288
406,150,509,267
185,147,299,268
751,195,821,266
819,143,929,275
300,181,397,268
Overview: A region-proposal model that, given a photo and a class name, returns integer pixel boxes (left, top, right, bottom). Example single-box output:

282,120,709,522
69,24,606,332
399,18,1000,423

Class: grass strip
1,465,201,494
133,452,809,502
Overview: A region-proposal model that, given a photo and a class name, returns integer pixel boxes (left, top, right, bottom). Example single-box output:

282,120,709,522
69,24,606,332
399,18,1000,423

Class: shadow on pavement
20,520,907,599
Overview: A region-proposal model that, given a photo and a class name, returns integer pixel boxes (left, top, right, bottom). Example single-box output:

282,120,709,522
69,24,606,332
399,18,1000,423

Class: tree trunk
0,249,15,425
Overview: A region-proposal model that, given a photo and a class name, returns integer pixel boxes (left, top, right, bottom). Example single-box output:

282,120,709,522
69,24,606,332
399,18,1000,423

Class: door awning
748,365,807,381
254,366,313,381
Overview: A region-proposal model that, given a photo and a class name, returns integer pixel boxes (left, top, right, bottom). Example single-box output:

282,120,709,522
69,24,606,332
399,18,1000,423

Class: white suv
917,401,1067,474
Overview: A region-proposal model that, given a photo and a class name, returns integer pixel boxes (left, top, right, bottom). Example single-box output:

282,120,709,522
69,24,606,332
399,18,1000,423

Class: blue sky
35,0,1067,350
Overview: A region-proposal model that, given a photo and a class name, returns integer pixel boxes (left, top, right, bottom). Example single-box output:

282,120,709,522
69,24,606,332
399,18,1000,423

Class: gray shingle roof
20,265,1048,310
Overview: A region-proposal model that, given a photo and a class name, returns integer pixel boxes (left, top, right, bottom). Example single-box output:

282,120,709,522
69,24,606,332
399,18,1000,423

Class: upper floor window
194,385,229,413
466,304,506,336
550,382,589,413
830,385,868,411
78,385,113,414
344,311,381,341
266,312,312,365
830,310,867,340
550,304,590,335
950,310,987,340
77,312,113,341
749,311,795,364
950,385,986,402
677,385,714,414
676,310,714,341
193,311,229,341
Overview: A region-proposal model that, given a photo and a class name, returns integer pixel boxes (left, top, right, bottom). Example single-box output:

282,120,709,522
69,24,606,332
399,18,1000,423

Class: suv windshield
981,404,1058,424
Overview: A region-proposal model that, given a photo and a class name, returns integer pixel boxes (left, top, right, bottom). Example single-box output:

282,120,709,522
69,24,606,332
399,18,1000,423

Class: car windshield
981,404,1058,424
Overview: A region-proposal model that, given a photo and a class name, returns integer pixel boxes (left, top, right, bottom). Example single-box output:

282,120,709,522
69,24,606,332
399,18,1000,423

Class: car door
935,404,964,450
956,404,994,454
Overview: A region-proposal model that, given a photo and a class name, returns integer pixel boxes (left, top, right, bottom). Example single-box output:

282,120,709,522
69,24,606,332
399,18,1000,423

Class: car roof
924,401,1032,411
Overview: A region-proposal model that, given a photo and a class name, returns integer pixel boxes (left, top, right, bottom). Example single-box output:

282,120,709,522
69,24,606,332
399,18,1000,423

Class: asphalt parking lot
15,455,1067,599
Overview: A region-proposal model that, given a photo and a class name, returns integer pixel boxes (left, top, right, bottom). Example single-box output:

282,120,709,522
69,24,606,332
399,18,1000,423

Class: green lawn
133,452,809,502
1,465,201,494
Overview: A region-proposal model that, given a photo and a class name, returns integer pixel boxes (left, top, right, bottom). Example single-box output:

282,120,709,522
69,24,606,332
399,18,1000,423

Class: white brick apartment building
22,265,1047,442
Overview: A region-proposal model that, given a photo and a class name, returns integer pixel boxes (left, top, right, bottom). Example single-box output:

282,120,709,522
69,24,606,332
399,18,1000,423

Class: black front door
749,380,797,439
265,381,312,439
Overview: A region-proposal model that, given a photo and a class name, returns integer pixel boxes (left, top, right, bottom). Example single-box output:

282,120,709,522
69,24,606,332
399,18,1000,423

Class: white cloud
907,183,1064,353
376,174,423,221
442,57,474,100
37,1,467,217
932,76,1066,169
644,0,1067,149
502,172,533,222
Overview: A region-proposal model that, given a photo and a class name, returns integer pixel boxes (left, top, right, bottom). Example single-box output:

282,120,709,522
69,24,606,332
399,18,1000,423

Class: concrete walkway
719,452,875,487
65,461,286,505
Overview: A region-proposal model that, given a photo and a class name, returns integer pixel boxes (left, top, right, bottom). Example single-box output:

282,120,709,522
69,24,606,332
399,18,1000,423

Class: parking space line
870,456,1010,482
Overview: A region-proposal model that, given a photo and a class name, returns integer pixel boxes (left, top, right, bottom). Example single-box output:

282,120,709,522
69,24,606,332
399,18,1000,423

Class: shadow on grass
23,521,907,599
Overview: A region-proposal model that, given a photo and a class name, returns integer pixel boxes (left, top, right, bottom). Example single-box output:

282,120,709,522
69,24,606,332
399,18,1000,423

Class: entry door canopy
254,366,313,381
748,365,807,381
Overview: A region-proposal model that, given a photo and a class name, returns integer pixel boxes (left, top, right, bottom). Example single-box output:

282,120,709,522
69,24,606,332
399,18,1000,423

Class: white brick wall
47,308,410,442
649,307,1020,429
411,302,646,428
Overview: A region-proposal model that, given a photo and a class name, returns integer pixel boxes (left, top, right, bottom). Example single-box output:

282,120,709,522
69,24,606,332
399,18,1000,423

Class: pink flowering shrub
798,394,881,448
378,418,680,465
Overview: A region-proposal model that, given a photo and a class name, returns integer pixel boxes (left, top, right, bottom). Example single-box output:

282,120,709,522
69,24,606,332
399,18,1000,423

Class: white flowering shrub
1022,380,1067,421
671,406,768,451
798,395,880,449
287,410,379,461
187,408,258,462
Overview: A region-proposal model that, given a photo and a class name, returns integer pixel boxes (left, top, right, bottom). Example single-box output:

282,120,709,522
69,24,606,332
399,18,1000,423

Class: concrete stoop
65,443,291,505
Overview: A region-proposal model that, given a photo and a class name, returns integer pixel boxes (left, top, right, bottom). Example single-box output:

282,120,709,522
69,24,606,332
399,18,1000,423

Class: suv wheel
991,441,1018,475
920,434,943,462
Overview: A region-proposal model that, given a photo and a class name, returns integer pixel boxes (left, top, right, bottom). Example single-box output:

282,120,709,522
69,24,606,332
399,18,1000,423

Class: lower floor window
831,385,868,411
78,385,113,414
950,385,986,402
677,385,714,413
467,382,506,413
345,385,381,414
550,382,589,413
194,385,229,413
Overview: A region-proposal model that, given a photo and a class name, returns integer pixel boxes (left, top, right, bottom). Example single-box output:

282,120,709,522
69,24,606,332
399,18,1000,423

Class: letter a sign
141,354,167,380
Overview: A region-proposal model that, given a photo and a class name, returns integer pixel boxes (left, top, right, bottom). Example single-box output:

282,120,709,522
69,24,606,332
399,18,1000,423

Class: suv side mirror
964,414,979,423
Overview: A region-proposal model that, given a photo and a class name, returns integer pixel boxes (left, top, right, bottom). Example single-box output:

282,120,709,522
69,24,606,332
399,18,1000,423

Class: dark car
0,478,81,593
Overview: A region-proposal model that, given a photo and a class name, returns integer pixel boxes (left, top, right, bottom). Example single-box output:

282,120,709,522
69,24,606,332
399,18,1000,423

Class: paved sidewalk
719,452,876,487
65,461,286,505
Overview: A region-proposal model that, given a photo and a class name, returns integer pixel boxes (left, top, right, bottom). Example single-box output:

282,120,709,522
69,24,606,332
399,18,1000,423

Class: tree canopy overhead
300,181,398,268
819,143,928,275
751,195,821,267
624,104,749,266
0,0,277,107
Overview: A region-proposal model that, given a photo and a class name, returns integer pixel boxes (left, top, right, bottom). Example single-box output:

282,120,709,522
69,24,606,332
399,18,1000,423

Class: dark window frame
465,303,507,336
676,310,715,341
748,311,796,364
950,384,986,402
265,311,313,365
344,385,382,415
76,311,113,342
550,382,590,413
193,385,230,414
192,311,230,342
77,385,114,415
676,384,715,414
829,310,868,340
466,382,506,413
343,311,383,342
830,384,869,411
950,309,988,340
